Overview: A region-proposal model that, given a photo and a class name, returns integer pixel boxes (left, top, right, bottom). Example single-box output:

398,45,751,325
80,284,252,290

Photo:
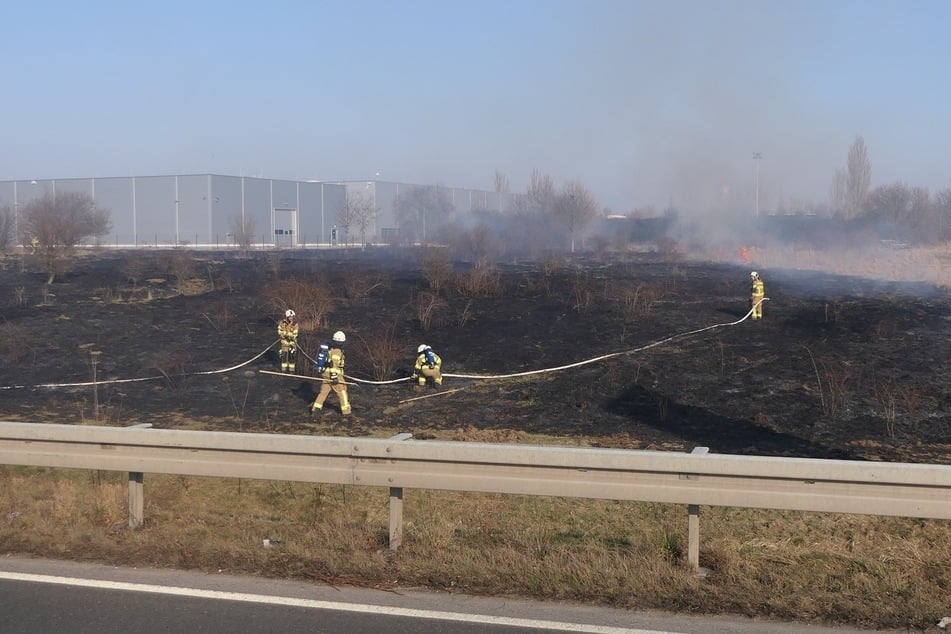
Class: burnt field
0,247,948,465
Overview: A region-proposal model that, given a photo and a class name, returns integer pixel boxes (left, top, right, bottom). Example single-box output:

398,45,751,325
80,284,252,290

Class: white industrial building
0,174,518,248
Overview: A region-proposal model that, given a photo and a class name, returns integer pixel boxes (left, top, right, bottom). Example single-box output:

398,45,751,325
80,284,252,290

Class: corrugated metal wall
0,175,348,247
0,175,514,247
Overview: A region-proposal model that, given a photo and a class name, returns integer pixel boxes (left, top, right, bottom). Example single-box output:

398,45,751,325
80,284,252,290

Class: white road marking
0,570,681,633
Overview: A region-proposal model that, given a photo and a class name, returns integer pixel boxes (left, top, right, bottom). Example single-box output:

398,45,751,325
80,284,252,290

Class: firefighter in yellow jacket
277,309,299,373
750,271,765,320
311,331,351,415
412,344,442,387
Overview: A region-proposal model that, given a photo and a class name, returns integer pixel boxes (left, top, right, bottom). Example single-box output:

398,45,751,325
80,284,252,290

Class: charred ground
0,248,948,465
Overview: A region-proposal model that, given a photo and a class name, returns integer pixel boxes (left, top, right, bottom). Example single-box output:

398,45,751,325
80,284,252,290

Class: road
0,557,911,633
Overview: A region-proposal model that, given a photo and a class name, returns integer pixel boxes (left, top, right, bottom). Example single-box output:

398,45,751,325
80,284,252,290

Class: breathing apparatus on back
315,344,330,373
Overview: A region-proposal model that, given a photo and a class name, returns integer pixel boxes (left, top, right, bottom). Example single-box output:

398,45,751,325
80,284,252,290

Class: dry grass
1,458,948,630
696,243,951,289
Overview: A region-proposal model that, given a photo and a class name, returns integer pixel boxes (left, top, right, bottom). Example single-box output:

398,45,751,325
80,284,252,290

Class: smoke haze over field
1,1,950,214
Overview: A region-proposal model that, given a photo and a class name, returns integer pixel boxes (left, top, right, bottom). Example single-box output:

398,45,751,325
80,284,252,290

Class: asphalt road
0,556,914,634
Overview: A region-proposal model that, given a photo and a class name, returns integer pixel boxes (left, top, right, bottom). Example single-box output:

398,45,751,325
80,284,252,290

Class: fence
1,422,949,568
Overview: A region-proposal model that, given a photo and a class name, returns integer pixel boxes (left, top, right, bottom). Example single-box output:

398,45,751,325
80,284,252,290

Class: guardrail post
686,446,709,571
129,471,144,528
387,433,413,550
127,423,152,528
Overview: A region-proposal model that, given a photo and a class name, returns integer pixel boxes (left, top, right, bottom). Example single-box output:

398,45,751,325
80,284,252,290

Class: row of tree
827,136,951,243
383,169,600,256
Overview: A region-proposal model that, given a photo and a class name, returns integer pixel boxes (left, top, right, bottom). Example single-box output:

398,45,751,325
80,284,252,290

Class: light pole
752,152,762,217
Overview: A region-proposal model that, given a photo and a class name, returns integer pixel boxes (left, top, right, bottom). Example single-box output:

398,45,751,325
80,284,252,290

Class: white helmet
332,330,346,343
285,309,295,318
750,271,758,279
417,344,429,353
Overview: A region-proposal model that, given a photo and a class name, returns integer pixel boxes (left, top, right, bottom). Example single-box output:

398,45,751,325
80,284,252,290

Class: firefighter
412,344,443,387
277,310,299,373
311,330,351,415
750,271,765,320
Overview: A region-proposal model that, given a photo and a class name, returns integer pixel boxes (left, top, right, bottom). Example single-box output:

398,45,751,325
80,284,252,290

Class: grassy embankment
1,430,948,631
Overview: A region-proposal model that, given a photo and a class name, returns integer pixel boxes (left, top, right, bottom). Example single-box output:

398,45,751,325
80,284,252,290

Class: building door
273,207,297,247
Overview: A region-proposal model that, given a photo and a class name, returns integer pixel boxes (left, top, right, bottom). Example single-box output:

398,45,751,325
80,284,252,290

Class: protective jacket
415,349,441,373
413,348,443,386
326,346,345,380
751,278,765,297
278,318,299,350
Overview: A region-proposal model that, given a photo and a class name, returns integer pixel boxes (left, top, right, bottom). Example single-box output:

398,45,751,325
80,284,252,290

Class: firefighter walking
311,330,351,415
750,271,765,320
412,344,443,387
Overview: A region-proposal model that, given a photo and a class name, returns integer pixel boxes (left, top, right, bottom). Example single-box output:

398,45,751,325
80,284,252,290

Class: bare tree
846,136,871,219
865,182,913,225
935,187,951,241
229,213,256,256
393,185,453,245
553,181,599,252
20,192,111,283
829,168,848,216
526,168,555,214
341,191,376,248
864,183,938,243
0,204,13,252
494,170,510,193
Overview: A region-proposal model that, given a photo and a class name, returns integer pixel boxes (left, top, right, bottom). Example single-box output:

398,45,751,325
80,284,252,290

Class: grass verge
0,464,948,630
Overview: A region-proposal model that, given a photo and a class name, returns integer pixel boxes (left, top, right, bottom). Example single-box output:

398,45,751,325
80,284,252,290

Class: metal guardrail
1,422,949,567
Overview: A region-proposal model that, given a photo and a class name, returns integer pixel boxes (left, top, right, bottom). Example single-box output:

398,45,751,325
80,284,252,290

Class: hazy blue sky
2,0,950,213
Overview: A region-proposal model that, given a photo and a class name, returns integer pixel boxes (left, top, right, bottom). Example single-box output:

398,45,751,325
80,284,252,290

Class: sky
2,0,950,214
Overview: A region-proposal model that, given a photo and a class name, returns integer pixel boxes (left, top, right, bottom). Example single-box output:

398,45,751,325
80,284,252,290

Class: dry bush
264,251,283,279
92,286,122,304
216,273,235,293
897,384,926,435
453,267,503,298
154,251,174,274
203,301,233,331
416,247,453,293
539,254,566,297
872,318,896,338
39,285,55,306
514,272,539,297
652,235,681,258
456,299,474,328
569,277,594,314
805,347,852,419
151,348,193,386
341,269,387,303
358,320,408,380
264,277,334,331
0,322,29,364
416,291,448,331
610,281,664,320
168,249,195,295
121,251,151,288
540,253,566,277
873,379,899,438
13,286,27,307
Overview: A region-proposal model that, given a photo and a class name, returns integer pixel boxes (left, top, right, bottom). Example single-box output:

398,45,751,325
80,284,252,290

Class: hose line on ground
0,340,280,391
347,298,768,385
3,298,767,392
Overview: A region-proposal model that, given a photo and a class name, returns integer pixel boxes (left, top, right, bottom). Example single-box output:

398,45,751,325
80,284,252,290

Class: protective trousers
280,345,296,373
313,381,351,415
